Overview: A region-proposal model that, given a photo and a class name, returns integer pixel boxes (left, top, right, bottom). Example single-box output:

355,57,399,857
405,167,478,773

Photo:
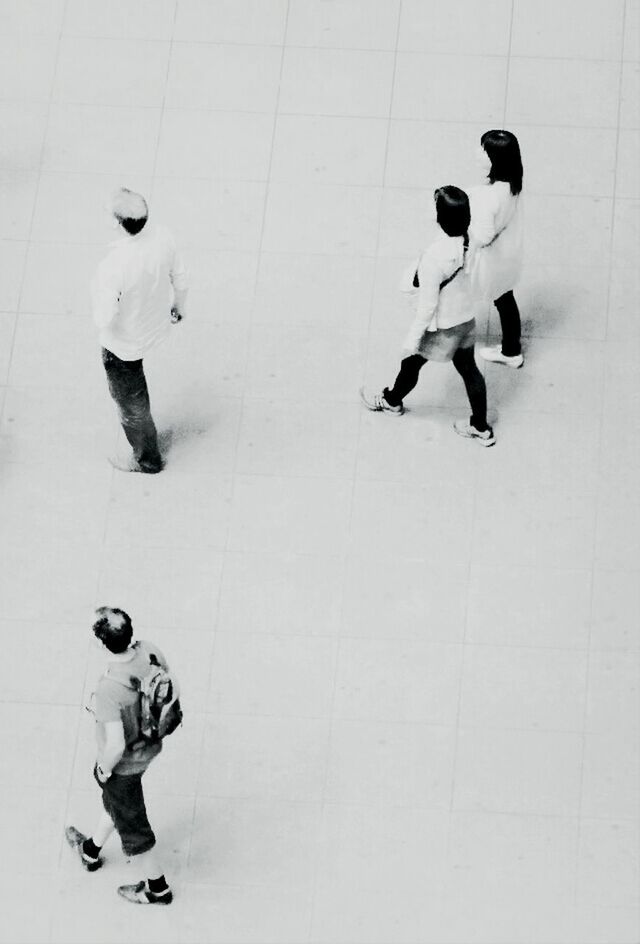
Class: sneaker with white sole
453,419,496,447
65,826,103,872
479,346,524,368
117,881,173,905
359,387,403,415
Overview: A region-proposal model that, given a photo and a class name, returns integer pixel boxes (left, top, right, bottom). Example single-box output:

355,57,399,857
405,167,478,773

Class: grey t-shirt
94,640,167,776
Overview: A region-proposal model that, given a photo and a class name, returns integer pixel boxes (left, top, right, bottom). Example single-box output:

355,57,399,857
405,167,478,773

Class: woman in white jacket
361,186,494,447
469,129,524,368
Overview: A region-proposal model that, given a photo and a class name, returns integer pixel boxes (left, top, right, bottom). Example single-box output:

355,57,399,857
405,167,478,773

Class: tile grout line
304,2,406,940
178,0,294,905
571,0,630,913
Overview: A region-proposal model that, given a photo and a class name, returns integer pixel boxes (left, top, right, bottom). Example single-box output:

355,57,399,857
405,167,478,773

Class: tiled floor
0,1,638,942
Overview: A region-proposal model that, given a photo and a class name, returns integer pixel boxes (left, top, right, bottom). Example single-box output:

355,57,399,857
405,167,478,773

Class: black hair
116,215,147,236
480,130,523,195
434,186,471,241
93,607,133,654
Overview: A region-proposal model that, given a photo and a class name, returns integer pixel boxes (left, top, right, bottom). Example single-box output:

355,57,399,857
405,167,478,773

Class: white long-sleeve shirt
401,232,472,353
468,180,523,301
91,223,187,361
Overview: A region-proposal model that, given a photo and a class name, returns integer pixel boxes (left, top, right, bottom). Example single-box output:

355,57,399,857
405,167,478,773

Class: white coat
468,180,523,301
400,232,472,354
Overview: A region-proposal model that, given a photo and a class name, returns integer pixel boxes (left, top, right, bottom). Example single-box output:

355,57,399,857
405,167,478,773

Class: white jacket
468,180,523,301
401,232,472,354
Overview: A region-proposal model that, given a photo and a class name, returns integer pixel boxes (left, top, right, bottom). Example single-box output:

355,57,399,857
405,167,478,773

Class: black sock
148,875,170,895
83,838,101,859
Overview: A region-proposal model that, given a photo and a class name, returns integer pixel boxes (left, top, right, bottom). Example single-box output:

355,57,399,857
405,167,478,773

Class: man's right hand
170,306,183,324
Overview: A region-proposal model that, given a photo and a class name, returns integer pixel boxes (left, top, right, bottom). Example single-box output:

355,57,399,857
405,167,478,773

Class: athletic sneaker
117,881,173,905
479,346,524,368
65,826,103,872
359,387,403,415
453,420,496,447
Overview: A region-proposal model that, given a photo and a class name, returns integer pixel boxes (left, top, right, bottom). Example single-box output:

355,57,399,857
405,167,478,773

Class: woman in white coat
469,130,524,368
361,186,494,447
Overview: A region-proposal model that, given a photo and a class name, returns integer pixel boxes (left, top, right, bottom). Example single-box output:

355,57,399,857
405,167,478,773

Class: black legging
384,348,488,431
494,290,521,357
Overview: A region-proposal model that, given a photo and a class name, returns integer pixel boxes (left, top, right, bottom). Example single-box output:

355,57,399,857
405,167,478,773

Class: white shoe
453,420,496,447
480,346,524,368
359,387,404,415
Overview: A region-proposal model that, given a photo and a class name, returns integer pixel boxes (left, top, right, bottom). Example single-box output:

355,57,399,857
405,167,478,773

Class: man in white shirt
92,189,187,473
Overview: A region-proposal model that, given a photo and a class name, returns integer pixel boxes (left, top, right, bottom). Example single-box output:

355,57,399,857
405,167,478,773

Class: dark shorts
100,770,156,856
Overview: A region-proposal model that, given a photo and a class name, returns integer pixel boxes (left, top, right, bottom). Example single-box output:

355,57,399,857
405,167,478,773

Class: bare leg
92,810,116,848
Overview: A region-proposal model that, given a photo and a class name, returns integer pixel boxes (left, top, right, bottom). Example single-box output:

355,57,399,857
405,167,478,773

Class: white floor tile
577,818,640,908
188,796,321,887
182,882,313,944
165,42,282,112
459,645,588,731
198,715,331,800
0,0,66,35
63,0,177,40
286,0,401,50
511,0,624,59
0,171,39,240
0,33,59,101
236,397,360,477
325,719,456,808
156,109,274,181
590,569,640,650
174,0,288,45
507,58,620,127
44,103,162,175
398,0,512,55
53,36,170,107
271,114,388,187
0,243,27,313
581,732,640,819
453,727,583,815
341,554,468,643
262,181,382,254
209,632,338,718
333,637,462,724
252,251,375,331
0,312,17,384
279,47,395,117
152,177,267,252
217,550,344,637
393,52,507,123
466,564,592,649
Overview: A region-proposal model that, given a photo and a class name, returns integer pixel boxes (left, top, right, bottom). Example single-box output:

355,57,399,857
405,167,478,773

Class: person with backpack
468,129,525,368
360,186,495,446
65,607,182,905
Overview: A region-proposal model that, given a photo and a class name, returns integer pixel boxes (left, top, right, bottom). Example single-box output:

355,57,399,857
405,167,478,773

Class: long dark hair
480,130,523,195
434,186,470,246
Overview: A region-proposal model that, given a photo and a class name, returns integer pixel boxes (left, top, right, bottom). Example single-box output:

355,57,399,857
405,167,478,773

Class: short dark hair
434,186,471,238
118,215,147,235
480,130,523,195
93,607,133,653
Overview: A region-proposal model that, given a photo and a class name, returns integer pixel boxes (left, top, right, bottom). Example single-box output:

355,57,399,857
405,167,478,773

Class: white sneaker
480,346,524,368
359,387,404,415
453,420,496,447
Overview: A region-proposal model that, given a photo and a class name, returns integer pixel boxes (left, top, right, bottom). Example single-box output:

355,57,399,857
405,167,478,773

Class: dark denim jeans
102,348,163,473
